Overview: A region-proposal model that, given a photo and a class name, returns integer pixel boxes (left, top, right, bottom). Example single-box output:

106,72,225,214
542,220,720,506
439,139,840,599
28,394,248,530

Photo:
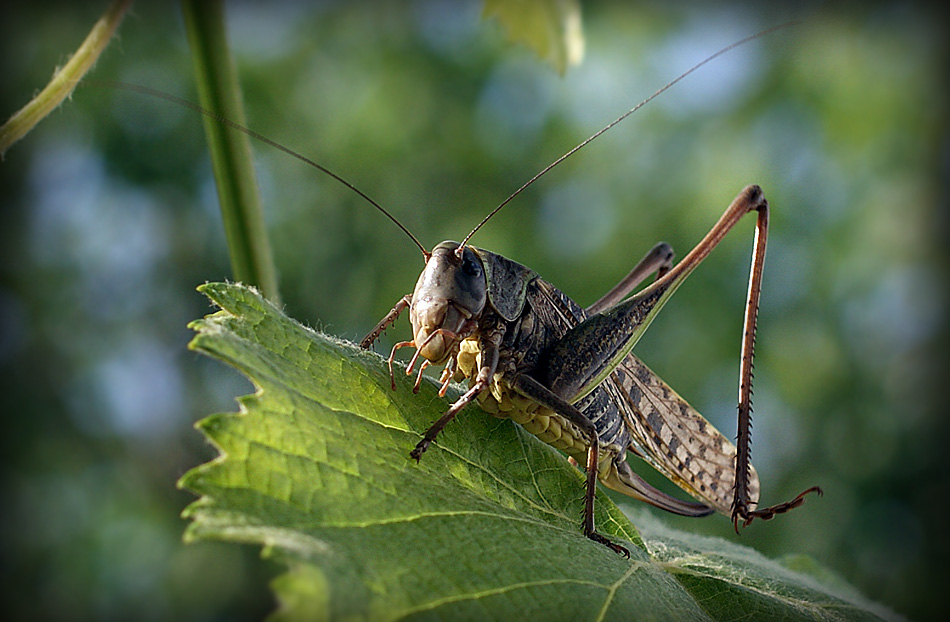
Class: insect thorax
452,280,633,479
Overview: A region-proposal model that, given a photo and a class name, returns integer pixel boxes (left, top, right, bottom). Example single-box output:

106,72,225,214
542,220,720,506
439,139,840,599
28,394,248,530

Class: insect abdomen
455,305,631,472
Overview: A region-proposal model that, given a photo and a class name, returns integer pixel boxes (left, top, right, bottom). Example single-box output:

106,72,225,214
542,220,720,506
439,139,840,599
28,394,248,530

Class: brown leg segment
409,335,500,461
585,242,675,315
733,487,823,530
360,294,411,349
410,381,485,461
728,190,822,530
513,375,630,558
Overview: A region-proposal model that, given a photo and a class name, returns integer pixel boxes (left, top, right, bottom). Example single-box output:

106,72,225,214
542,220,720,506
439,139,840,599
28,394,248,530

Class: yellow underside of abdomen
455,338,619,478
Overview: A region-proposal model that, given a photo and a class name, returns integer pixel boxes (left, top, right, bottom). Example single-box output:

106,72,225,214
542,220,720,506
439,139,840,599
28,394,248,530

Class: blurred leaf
483,0,584,74
180,282,901,620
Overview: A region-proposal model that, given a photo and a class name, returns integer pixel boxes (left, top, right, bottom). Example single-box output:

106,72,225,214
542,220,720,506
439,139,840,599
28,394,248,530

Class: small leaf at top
483,0,585,74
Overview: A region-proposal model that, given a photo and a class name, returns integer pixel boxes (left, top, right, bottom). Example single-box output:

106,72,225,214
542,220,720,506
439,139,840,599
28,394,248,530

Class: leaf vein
595,563,643,622
395,577,619,619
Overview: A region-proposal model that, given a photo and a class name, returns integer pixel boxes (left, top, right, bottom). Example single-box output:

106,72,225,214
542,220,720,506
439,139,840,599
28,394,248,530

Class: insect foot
587,531,630,558
409,437,438,462
731,486,823,532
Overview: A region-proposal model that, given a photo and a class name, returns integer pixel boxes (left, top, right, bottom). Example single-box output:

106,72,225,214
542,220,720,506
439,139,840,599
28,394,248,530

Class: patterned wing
608,354,760,515
514,278,759,515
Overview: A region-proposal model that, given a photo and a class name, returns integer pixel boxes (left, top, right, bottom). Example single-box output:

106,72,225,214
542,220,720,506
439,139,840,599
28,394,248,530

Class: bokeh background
1,1,945,620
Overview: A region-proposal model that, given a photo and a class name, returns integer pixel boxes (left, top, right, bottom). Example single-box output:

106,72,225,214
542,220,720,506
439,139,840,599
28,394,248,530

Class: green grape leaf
180,282,901,621
483,0,585,74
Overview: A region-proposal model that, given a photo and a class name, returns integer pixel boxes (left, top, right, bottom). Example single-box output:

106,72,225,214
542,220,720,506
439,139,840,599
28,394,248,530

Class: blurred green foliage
0,1,944,620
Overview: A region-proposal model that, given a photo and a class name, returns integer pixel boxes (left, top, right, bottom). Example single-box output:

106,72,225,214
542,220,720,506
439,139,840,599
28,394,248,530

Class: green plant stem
0,0,132,157
180,0,280,303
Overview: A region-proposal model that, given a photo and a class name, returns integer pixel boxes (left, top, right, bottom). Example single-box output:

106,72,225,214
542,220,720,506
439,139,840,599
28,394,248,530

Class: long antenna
457,22,797,252
90,80,430,259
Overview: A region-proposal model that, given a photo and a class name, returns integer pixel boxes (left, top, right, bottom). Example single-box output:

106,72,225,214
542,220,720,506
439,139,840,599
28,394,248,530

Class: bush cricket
357,33,820,556
145,25,821,556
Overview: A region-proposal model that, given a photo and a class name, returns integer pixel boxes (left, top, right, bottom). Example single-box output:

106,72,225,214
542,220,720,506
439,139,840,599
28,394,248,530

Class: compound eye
461,255,481,277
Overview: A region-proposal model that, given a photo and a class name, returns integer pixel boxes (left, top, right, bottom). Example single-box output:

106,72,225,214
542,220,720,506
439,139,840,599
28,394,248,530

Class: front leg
360,294,411,349
410,330,501,461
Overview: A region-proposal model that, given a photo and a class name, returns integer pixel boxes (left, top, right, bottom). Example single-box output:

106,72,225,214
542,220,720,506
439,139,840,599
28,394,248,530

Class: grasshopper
149,26,820,556
355,36,821,556
360,184,819,556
